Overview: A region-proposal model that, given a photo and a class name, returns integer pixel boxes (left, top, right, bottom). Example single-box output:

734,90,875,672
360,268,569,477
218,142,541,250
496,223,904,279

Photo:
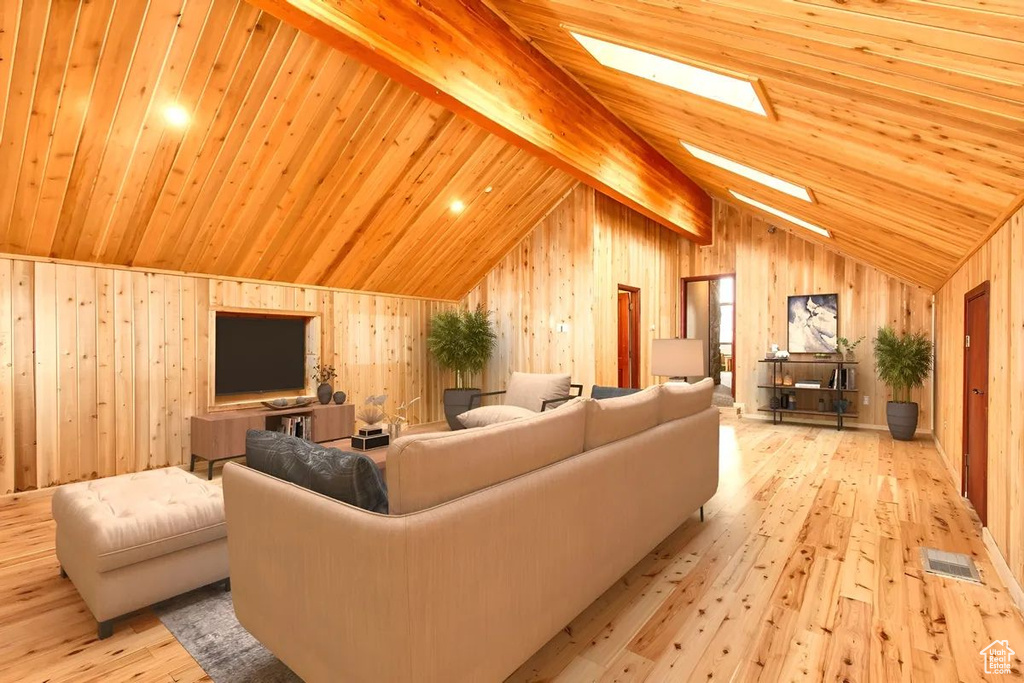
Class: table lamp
652,339,706,381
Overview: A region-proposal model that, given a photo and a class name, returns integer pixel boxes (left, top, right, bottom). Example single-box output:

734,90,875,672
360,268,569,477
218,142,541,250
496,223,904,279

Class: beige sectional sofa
223,380,719,683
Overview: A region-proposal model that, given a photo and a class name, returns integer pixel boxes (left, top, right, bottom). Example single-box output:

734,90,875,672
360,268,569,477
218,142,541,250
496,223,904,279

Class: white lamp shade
652,338,705,378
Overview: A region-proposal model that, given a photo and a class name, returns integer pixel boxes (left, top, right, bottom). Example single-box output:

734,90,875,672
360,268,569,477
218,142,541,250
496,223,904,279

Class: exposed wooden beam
245,0,713,243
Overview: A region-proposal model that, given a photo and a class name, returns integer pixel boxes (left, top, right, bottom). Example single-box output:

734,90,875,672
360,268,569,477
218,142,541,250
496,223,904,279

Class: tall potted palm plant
428,305,497,429
873,326,933,440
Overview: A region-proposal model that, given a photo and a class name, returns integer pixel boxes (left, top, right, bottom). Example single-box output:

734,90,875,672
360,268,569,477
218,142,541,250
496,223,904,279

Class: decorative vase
317,383,333,405
886,402,919,441
333,390,347,405
835,399,850,415
817,398,826,412
769,396,781,410
845,350,856,361
389,421,402,439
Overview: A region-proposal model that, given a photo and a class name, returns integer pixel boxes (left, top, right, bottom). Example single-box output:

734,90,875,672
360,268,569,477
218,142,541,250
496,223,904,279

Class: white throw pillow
457,404,536,429
504,372,572,412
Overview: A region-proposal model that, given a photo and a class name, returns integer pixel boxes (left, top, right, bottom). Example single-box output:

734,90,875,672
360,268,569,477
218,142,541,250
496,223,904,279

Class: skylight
730,191,831,238
682,143,812,202
570,31,768,117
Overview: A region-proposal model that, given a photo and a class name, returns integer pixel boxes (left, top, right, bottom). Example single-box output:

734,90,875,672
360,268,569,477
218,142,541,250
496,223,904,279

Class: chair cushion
591,385,642,400
246,431,388,514
583,385,661,450
51,468,225,573
660,378,715,423
458,404,536,429
504,372,571,412
386,398,587,514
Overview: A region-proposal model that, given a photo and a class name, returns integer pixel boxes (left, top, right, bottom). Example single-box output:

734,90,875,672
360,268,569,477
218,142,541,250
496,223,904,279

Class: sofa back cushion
504,372,571,412
457,404,536,429
659,378,715,423
386,398,586,514
246,430,388,513
583,385,661,450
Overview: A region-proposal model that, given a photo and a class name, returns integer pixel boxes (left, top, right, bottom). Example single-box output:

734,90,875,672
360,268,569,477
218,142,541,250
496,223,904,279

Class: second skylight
682,143,813,202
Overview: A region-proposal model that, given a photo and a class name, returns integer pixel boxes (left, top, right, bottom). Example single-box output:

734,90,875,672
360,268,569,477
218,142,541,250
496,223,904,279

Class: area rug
153,584,301,682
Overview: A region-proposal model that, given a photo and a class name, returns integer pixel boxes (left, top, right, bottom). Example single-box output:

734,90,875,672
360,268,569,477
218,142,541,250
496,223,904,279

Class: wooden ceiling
0,0,578,300
489,0,1024,289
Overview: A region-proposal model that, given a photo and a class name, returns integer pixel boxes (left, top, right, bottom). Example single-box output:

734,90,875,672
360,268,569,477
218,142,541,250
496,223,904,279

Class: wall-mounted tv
215,313,307,396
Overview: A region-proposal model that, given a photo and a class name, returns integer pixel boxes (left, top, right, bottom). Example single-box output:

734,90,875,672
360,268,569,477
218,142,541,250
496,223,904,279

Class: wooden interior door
617,292,630,387
963,282,990,525
617,286,641,388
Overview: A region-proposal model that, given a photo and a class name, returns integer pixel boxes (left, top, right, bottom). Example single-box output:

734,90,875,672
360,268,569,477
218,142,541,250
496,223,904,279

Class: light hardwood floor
1,416,1022,682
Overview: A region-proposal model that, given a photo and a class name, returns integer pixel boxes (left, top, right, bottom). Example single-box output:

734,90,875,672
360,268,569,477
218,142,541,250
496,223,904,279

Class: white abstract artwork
787,294,838,353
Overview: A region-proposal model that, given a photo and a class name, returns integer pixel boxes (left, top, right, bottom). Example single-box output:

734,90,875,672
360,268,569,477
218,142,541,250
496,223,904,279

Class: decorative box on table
351,426,390,451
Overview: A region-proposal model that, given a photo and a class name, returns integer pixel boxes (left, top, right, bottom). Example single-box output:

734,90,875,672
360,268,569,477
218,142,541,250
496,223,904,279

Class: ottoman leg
208,460,214,481
223,577,231,592
98,620,114,640
189,454,196,472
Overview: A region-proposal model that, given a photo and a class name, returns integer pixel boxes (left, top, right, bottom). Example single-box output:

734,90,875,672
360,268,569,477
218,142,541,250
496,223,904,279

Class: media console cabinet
190,403,355,479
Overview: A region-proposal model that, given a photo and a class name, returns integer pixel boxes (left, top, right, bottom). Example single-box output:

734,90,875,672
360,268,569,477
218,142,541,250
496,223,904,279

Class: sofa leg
208,460,214,481
97,620,114,640
700,506,705,522
222,577,231,592
59,566,67,579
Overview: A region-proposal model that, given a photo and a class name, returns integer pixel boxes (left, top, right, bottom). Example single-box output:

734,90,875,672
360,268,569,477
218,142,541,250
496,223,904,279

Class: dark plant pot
443,388,481,430
333,391,347,405
886,401,919,441
317,383,333,405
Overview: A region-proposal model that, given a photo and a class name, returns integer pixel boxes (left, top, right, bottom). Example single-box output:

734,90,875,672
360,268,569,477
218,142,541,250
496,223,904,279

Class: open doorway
682,274,736,406
617,285,641,389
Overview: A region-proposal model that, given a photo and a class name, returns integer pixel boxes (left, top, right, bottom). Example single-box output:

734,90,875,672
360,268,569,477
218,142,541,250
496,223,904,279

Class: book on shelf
277,415,313,441
794,379,821,389
827,368,857,390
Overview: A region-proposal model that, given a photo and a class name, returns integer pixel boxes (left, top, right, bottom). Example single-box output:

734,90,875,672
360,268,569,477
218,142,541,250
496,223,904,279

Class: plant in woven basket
427,305,497,388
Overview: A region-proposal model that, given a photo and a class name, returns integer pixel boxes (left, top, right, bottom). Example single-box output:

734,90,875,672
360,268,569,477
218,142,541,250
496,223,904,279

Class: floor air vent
920,548,982,584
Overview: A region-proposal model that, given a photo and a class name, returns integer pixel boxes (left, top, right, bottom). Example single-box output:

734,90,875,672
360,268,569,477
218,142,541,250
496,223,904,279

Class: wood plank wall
695,203,935,430
465,186,685,391
0,258,454,494
935,204,1024,588
466,189,933,431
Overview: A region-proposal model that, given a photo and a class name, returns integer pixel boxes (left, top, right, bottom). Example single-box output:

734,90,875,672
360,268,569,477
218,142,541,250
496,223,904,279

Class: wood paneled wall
0,258,454,494
466,189,933,431
465,186,685,391
935,204,1024,587
695,202,934,429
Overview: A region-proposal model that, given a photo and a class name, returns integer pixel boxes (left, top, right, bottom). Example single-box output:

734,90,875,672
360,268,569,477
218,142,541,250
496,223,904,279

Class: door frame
961,281,990,522
617,284,641,389
681,274,737,398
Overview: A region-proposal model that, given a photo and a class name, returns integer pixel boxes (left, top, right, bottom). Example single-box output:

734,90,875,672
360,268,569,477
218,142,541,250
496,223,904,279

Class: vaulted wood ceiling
0,0,578,300
489,0,1024,289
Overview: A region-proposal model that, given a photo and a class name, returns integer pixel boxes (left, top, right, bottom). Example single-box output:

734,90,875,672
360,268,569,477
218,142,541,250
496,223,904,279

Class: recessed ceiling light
569,31,768,116
164,104,191,128
682,143,812,202
450,199,465,214
730,191,831,238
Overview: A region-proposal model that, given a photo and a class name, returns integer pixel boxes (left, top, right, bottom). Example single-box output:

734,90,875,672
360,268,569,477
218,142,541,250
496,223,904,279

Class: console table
190,403,355,479
758,359,858,431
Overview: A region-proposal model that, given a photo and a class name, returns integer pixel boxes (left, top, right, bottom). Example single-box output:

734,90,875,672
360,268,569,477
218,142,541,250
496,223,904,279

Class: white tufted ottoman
51,467,229,639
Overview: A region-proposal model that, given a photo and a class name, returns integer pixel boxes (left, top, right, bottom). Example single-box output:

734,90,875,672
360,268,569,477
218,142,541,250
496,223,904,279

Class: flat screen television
215,314,307,396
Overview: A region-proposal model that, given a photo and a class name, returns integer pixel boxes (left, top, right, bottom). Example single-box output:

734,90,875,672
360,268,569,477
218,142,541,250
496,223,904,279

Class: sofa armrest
222,464,413,683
